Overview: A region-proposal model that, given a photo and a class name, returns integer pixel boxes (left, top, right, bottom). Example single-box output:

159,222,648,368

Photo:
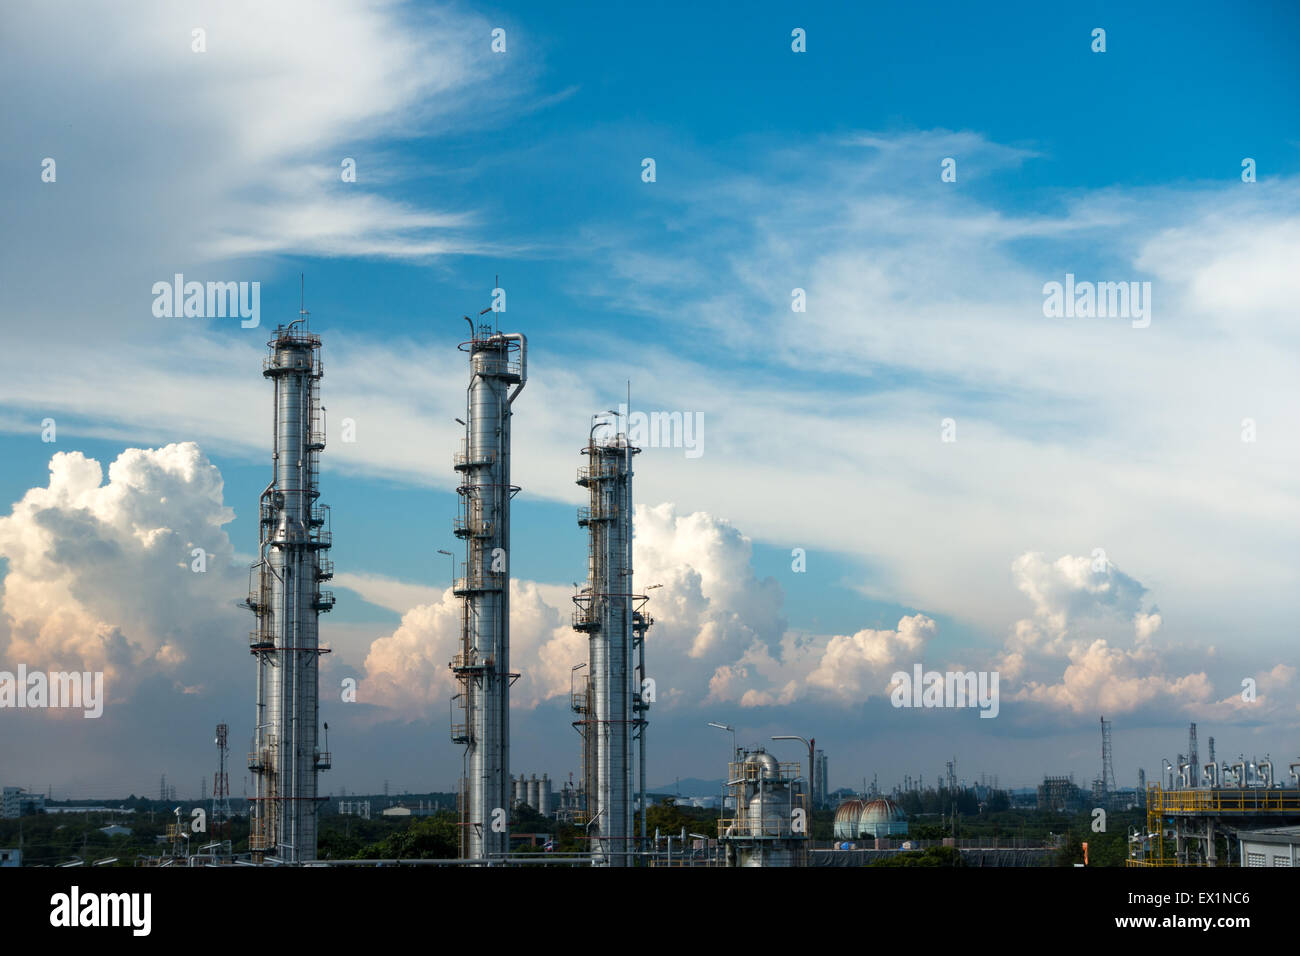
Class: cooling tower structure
243,312,335,862
572,421,653,866
449,319,526,860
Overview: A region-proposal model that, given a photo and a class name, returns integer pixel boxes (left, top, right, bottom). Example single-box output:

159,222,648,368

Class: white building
380,801,438,818
2,787,45,818
1239,826,1299,867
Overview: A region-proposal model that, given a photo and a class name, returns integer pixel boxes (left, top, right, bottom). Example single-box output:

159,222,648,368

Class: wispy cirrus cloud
0,0,534,323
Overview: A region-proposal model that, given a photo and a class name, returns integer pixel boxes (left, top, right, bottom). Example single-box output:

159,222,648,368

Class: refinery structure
448,317,527,860
72,289,1278,869
242,309,335,863
1127,721,1300,867
719,749,808,867
570,419,653,866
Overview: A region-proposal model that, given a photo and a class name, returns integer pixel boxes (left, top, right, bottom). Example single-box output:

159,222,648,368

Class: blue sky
0,0,1297,800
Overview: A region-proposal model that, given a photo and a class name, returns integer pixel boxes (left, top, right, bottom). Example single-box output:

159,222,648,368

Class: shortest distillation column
578,435,639,866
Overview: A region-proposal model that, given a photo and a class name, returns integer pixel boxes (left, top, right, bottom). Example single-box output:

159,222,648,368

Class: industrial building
1238,826,1300,867
1037,775,1083,812
448,317,526,860
718,748,807,867
570,418,653,866
242,308,335,863
2,787,44,818
56,305,1300,873
512,773,552,816
381,802,440,818
1128,724,1300,866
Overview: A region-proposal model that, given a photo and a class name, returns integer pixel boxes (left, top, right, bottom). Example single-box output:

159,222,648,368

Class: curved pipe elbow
503,332,527,404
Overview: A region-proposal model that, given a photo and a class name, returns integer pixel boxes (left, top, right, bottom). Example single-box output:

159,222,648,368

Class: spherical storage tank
833,800,866,840
857,798,908,838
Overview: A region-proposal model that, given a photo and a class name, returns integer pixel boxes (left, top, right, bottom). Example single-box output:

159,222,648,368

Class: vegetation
870,845,963,867
0,800,245,866
0,790,1149,866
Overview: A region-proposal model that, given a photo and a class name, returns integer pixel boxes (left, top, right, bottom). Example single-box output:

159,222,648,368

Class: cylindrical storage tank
833,799,866,840
539,774,551,817
527,774,540,809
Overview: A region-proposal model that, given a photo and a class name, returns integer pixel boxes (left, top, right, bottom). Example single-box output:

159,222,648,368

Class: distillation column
451,323,526,860
574,428,649,866
245,316,335,862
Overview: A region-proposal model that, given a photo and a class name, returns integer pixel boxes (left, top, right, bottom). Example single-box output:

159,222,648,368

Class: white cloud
334,571,439,616
2,121,1295,669
358,580,573,717
355,503,935,715
991,552,1290,721
0,444,244,702
357,503,787,715
0,0,523,275
804,614,937,702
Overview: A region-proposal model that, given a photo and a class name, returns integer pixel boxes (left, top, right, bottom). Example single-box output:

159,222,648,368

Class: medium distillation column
245,315,335,862
574,426,647,866
451,322,526,860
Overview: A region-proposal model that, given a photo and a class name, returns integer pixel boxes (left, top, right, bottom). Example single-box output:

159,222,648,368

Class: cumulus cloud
359,580,575,718
997,552,1220,716
700,614,940,709
356,503,936,715
0,443,245,703
357,503,785,715
631,504,785,697
804,614,937,702
1201,663,1297,721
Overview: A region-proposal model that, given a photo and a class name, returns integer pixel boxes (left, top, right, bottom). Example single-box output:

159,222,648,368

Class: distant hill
649,778,725,796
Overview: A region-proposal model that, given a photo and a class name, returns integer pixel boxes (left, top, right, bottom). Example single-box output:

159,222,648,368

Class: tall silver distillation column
450,317,526,860
573,418,651,866
244,310,335,862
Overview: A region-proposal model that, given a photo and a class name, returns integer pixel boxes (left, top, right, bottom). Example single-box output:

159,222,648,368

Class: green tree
871,845,963,867
356,813,459,860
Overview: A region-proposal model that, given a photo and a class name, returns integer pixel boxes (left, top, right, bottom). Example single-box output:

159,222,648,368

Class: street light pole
707,722,736,759
436,548,454,590
772,734,815,808
708,722,736,832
